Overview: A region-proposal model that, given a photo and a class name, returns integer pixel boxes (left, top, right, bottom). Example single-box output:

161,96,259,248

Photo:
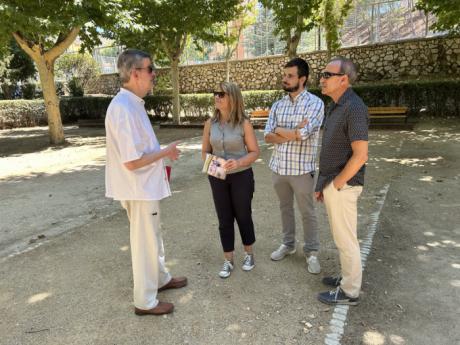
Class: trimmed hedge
0,100,46,129
1,80,459,129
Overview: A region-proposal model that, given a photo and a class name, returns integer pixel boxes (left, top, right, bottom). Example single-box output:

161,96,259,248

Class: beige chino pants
121,200,172,309
323,182,363,298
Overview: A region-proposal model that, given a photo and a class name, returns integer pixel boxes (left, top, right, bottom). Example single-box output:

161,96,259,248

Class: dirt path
0,120,458,345
0,125,203,258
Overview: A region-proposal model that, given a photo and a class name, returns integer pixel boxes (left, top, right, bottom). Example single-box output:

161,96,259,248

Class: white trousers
323,182,363,298
121,200,172,309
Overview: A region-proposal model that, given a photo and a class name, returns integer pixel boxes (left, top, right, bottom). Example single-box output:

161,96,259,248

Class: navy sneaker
318,287,359,306
322,275,342,287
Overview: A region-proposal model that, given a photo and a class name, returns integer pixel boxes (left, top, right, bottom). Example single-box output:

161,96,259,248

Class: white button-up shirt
105,88,171,201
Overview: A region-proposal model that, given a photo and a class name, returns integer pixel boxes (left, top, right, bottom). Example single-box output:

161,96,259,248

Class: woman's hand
223,159,240,171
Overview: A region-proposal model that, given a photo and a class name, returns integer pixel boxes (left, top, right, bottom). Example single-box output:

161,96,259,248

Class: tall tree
260,0,321,58
222,0,257,81
320,0,354,58
109,0,241,124
0,0,118,144
416,0,460,34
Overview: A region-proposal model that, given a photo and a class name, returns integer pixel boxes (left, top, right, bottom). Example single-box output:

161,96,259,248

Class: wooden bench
249,109,270,128
249,106,414,130
368,106,414,129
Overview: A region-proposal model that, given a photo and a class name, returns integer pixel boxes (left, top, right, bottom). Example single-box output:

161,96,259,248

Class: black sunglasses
135,65,155,74
213,91,226,98
319,71,345,79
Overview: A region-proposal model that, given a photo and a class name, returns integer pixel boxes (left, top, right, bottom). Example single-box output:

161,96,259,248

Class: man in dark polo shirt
314,57,369,305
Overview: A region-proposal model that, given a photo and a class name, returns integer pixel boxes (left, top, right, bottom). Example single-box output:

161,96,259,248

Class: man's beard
282,82,300,93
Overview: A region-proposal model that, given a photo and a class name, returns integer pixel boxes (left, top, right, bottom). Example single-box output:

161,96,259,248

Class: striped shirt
264,90,324,175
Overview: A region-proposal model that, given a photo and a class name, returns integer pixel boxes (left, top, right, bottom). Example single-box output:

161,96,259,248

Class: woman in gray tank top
202,82,260,279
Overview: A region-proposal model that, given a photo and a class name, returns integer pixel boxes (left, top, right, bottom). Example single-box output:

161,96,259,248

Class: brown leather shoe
158,276,188,292
134,301,174,316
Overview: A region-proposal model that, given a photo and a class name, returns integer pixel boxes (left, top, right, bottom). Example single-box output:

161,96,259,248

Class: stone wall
86,36,460,95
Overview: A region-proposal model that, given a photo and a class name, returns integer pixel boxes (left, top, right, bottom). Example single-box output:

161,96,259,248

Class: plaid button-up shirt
264,90,324,175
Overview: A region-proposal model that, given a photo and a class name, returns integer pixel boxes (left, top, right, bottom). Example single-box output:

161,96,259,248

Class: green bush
0,99,46,129
242,90,285,111
1,79,458,129
59,96,112,122
351,80,460,117
68,77,84,97
144,95,174,119
21,82,36,99
179,94,214,121
55,81,66,96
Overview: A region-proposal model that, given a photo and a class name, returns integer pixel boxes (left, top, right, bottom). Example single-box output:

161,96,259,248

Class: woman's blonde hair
211,82,247,126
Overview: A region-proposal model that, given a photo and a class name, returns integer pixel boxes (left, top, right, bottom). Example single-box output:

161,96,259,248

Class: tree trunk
12,28,80,144
36,57,64,144
287,32,301,59
226,57,230,82
170,58,181,124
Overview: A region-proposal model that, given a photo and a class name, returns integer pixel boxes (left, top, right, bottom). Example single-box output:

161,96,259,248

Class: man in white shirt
105,49,187,316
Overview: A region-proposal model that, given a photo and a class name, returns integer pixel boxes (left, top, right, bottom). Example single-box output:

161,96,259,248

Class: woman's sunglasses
213,91,226,98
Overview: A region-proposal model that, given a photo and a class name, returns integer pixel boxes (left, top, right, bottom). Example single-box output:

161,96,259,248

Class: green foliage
0,40,36,83
59,96,113,122
242,90,285,110
0,0,121,142
21,82,37,99
261,0,321,57
144,95,174,119
180,94,215,120
0,99,46,129
108,0,242,62
55,53,100,94
152,72,172,95
106,0,242,122
416,0,460,34
68,78,84,97
0,1,120,52
0,40,36,99
3,80,458,129
321,0,354,57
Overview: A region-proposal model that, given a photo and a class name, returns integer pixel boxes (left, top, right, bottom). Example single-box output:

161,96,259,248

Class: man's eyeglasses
319,71,345,79
213,91,226,98
135,65,155,74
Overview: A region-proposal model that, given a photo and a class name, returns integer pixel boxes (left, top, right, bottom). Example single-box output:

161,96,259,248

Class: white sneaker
306,255,321,274
218,260,234,278
270,244,296,261
242,253,255,271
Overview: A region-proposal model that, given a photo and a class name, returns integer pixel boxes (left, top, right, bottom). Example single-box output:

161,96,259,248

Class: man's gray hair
330,56,358,84
117,49,151,84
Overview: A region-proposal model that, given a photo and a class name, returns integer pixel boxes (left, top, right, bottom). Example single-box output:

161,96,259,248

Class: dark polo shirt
315,88,369,192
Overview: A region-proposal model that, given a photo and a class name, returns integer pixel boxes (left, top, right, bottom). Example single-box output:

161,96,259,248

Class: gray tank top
209,121,249,174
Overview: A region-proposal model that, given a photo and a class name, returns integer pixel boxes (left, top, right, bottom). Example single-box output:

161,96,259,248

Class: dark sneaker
318,287,359,306
322,275,342,287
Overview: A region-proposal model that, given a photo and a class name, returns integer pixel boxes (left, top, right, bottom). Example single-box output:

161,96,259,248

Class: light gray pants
272,172,320,254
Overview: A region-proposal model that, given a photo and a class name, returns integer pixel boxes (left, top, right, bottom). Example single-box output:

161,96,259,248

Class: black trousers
208,168,256,252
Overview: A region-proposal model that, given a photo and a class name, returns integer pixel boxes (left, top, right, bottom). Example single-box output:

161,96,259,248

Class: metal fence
85,0,442,72
340,0,439,47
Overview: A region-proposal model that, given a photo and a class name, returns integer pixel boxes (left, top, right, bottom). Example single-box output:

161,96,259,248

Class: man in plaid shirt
264,57,325,274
